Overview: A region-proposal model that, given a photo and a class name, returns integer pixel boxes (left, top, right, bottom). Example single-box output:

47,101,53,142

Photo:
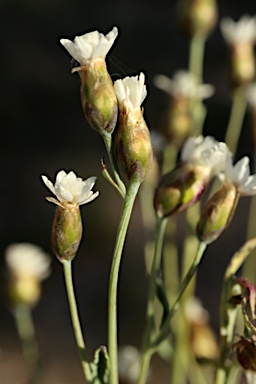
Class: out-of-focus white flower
114,72,147,111
153,71,215,99
246,83,256,107
42,170,99,207
181,135,229,177
224,155,256,195
5,243,51,281
220,15,256,45
118,346,142,383
60,27,118,65
246,370,256,384
184,297,209,324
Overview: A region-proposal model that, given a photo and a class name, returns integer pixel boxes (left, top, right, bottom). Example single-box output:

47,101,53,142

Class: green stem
103,134,126,198
13,304,40,382
63,260,92,383
138,217,168,384
108,181,141,384
189,34,206,83
152,241,207,347
225,87,247,155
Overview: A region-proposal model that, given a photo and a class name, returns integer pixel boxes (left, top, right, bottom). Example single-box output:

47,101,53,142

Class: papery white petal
225,156,256,195
221,15,256,44
41,175,56,196
114,72,147,109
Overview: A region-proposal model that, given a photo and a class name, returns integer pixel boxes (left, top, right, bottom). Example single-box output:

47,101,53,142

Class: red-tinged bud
233,336,256,371
197,184,239,244
51,204,83,262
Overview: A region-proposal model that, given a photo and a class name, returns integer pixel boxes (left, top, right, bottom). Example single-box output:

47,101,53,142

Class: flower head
42,170,99,207
60,27,118,65
114,73,153,183
181,135,228,177
5,243,51,307
220,15,256,45
224,155,256,195
6,243,51,281
154,71,215,100
114,72,147,111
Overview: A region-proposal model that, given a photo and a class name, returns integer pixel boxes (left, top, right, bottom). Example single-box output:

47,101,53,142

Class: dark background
1,0,256,382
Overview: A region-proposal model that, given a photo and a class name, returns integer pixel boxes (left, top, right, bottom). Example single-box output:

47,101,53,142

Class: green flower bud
197,184,239,244
51,204,83,262
79,60,118,136
114,73,153,183
177,0,218,38
233,336,256,371
154,163,207,218
60,27,119,136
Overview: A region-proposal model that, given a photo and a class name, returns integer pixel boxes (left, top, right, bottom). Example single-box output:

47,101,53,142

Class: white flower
5,243,51,280
114,72,147,110
246,371,256,384
220,15,256,45
60,26,118,65
153,71,215,99
181,136,229,176
118,346,142,383
246,82,256,107
224,155,256,195
42,170,99,206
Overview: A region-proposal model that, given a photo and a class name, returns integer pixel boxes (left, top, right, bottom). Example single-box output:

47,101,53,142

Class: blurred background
1,0,256,382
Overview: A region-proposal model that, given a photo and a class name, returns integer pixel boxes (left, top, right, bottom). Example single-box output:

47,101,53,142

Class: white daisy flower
5,243,51,281
224,155,256,195
181,136,229,176
60,26,118,65
220,15,256,45
42,170,99,206
153,71,215,99
114,72,147,111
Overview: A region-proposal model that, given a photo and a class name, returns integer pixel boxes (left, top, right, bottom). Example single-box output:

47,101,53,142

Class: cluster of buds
177,0,218,38
221,15,256,86
154,71,214,148
42,170,99,262
154,135,228,218
60,28,153,185
197,155,256,244
5,243,51,307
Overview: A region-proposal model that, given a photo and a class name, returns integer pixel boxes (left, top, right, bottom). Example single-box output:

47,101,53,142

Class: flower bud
233,336,256,371
154,163,207,218
60,27,118,137
8,276,41,307
196,184,239,244
177,0,218,38
79,60,118,136
51,204,83,262
114,73,153,183
154,136,228,218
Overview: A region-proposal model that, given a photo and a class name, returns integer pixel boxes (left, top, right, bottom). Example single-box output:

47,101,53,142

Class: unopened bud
230,43,255,87
177,0,218,38
79,60,118,136
197,184,239,244
114,73,153,183
51,204,83,262
233,336,256,371
154,163,207,218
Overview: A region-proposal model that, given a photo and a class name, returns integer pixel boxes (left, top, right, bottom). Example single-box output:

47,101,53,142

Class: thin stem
189,34,206,83
103,134,126,198
152,241,207,347
63,260,92,383
137,217,168,384
108,181,141,384
13,304,40,383
225,87,247,155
